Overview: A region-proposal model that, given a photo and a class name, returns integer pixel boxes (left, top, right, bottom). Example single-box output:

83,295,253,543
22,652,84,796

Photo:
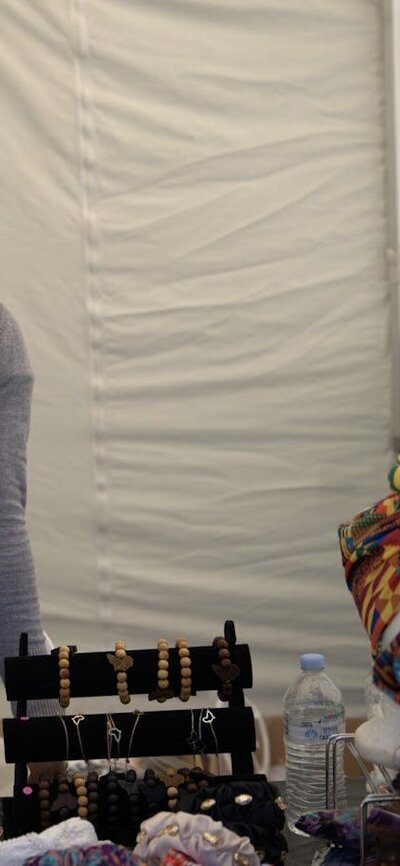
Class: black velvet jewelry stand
1,620,261,845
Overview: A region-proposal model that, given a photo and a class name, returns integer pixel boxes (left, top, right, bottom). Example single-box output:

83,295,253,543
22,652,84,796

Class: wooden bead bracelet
212,635,240,701
58,645,71,708
86,770,99,825
175,637,192,702
155,638,173,702
50,772,77,822
38,779,51,830
107,640,133,704
73,770,89,819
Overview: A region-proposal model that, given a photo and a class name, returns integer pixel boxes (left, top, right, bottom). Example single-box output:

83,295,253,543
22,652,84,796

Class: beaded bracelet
58,645,71,708
175,637,192,702
107,640,133,704
50,772,77,822
211,635,240,701
106,771,120,828
140,768,167,818
73,770,89,819
124,768,141,825
160,767,185,811
156,638,171,702
38,779,51,830
86,771,99,825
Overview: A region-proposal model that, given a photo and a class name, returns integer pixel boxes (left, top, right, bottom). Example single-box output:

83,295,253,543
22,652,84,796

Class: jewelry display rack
1,620,261,845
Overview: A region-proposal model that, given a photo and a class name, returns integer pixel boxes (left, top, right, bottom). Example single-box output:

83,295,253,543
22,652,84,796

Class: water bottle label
284,710,345,743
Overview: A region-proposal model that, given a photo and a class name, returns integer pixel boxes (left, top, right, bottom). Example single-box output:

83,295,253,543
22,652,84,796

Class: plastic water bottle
283,653,346,833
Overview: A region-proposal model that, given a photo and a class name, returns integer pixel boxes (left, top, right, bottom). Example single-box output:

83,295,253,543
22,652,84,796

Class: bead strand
115,640,131,704
175,637,192,702
86,771,99,825
38,779,51,830
73,771,88,819
58,645,71,708
156,638,170,702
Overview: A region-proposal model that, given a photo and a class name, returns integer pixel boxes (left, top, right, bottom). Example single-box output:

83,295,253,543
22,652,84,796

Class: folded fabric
0,818,98,866
132,810,259,866
23,843,135,866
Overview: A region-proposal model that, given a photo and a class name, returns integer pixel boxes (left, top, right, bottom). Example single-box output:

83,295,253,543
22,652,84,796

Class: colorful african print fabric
23,843,136,866
338,490,400,653
373,632,400,703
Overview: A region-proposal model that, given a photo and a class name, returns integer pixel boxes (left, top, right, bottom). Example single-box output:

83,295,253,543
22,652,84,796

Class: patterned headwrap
338,482,400,654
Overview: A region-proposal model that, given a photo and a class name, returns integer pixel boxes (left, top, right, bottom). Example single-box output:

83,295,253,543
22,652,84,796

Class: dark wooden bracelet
38,779,51,830
212,635,240,700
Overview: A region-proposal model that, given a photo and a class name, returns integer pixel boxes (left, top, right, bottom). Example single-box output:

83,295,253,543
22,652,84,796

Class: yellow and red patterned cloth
339,488,400,653
338,480,400,703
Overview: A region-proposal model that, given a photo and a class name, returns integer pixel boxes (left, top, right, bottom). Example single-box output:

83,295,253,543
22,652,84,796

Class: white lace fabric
0,817,98,866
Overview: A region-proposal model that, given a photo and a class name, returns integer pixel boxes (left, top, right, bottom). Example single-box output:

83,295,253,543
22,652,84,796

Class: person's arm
0,305,56,716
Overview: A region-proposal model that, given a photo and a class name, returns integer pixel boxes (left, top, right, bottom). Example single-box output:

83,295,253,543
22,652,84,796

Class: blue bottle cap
300,653,326,670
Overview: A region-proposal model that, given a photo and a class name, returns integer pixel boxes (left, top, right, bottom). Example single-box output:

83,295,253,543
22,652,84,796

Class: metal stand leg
325,733,380,809
360,792,400,866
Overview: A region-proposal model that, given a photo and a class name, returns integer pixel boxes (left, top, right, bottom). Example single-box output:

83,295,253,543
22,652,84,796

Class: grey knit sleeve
0,305,57,716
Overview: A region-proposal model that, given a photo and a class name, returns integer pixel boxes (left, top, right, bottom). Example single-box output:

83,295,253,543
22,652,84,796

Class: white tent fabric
0,0,391,719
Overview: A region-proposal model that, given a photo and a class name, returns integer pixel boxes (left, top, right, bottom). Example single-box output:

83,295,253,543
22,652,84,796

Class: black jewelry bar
4,644,252,701
3,707,256,764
